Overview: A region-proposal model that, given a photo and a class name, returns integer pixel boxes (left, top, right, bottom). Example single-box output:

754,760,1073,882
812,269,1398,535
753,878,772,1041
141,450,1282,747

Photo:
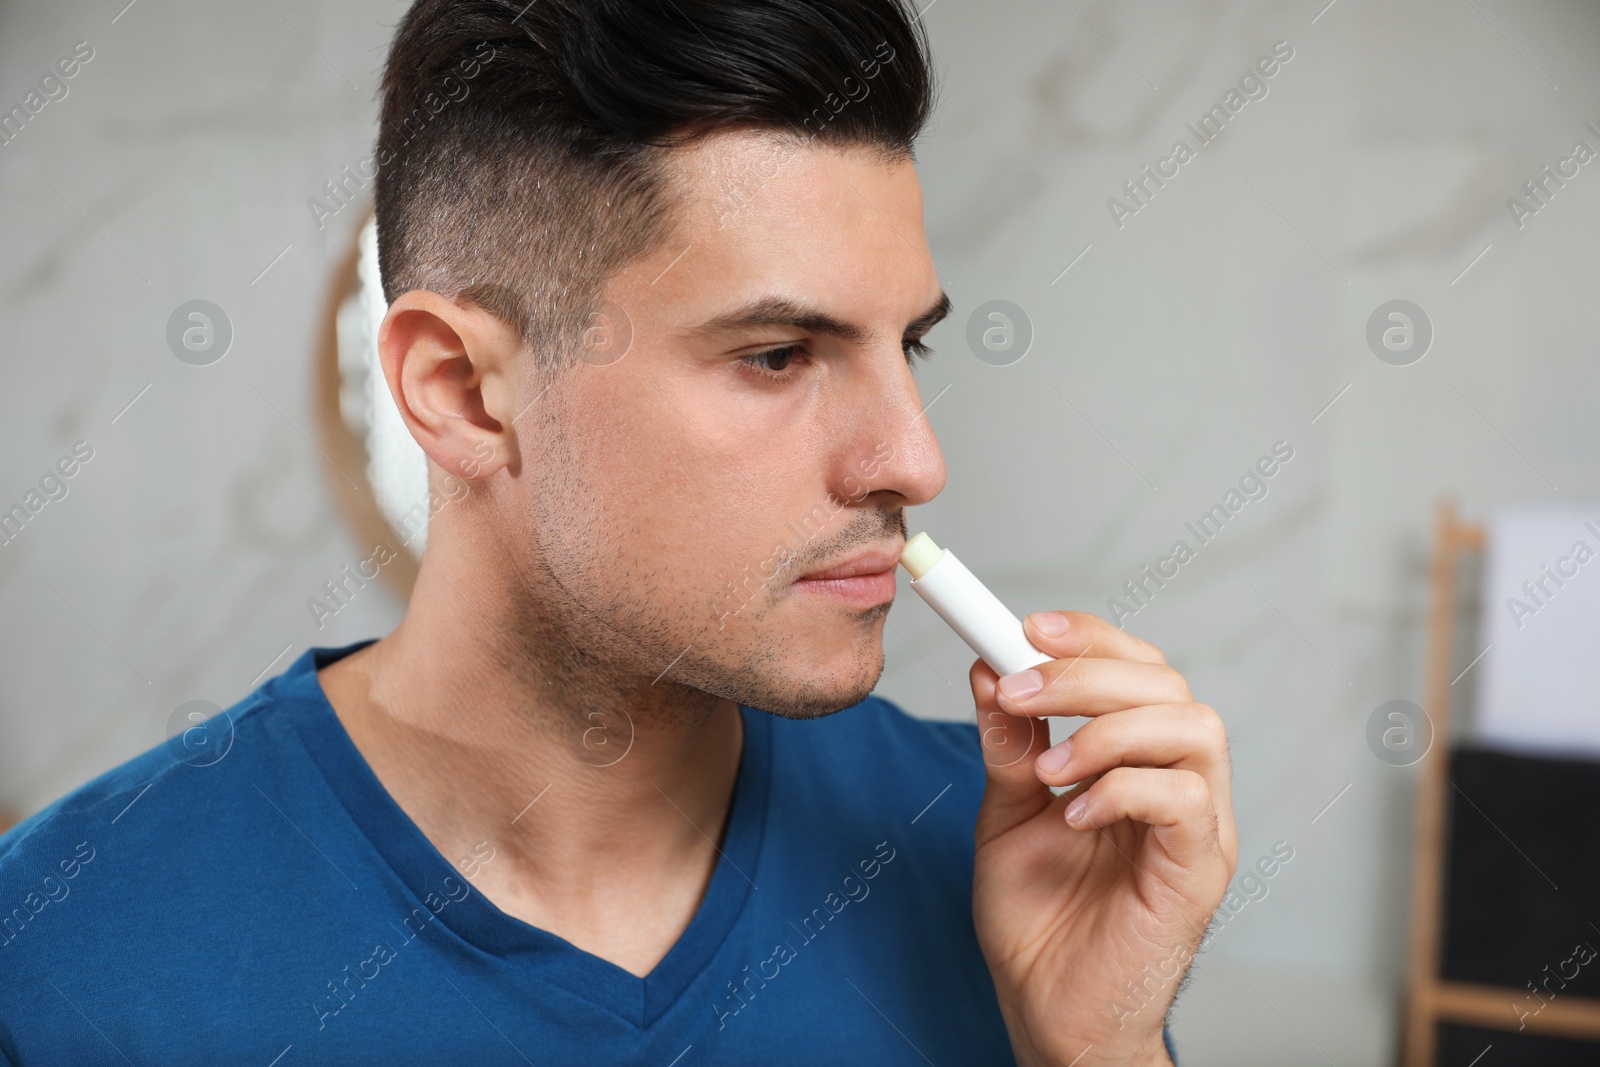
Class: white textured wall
4,1,1597,1063
0,0,410,812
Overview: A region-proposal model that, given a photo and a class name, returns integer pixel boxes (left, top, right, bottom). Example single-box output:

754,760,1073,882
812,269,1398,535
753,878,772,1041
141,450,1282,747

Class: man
0,0,1235,1063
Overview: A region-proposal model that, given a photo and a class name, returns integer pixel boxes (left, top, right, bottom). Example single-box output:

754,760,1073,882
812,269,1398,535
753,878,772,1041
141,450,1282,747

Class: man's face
515,130,948,720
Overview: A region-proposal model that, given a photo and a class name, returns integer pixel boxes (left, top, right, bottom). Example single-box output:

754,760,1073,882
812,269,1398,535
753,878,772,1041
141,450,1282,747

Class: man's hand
968,611,1236,1067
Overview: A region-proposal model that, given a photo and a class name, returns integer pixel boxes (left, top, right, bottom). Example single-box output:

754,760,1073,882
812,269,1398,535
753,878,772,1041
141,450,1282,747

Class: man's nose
843,358,947,509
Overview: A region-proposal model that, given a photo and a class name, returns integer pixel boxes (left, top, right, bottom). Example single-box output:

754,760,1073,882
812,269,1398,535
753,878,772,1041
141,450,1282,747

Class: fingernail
1036,739,1072,776
998,669,1044,703
1032,612,1070,637
1065,796,1088,824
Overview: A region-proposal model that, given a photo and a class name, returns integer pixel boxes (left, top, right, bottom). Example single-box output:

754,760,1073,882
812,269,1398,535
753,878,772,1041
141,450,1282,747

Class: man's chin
737,634,887,720
688,598,891,718
747,680,879,721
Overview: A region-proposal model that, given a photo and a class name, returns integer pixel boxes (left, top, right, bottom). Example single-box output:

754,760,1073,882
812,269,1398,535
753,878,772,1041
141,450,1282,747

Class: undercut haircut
375,0,937,376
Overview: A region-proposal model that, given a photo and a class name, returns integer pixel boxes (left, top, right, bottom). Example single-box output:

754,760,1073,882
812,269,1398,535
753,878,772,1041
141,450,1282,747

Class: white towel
1474,508,1600,758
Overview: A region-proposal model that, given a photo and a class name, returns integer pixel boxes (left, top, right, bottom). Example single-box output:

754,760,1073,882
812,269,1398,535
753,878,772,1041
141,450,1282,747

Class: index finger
1020,610,1167,666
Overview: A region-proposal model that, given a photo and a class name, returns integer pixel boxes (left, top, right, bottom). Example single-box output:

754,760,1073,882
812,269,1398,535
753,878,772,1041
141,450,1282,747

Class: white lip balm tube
898,531,1054,678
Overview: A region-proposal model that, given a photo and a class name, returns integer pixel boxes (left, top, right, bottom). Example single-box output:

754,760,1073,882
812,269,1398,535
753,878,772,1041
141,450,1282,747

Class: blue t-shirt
0,640,1018,1065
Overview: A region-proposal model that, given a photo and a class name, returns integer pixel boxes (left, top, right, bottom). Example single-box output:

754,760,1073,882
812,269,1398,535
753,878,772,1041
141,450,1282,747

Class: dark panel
1440,745,1600,1000
1437,1022,1600,1067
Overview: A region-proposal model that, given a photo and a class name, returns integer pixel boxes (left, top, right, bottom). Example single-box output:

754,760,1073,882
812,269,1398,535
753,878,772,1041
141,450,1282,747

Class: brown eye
739,344,804,380
756,346,796,371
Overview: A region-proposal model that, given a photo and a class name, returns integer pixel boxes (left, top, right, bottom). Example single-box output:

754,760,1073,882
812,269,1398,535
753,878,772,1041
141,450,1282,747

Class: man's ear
377,290,523,481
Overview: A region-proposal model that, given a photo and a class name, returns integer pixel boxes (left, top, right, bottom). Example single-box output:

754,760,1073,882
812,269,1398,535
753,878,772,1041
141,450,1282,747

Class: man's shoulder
0,681,289,877
0,665,342,1017
0,643,369,881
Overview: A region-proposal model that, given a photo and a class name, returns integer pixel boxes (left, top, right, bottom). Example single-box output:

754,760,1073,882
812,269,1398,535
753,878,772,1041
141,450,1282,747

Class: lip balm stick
899,532,1053,677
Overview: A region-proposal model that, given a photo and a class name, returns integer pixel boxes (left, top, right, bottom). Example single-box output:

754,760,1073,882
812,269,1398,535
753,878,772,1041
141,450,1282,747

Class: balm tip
900,532,943,580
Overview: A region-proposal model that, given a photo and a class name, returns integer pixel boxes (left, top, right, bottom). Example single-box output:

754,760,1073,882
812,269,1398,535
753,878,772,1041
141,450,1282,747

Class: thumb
969,657,1054,848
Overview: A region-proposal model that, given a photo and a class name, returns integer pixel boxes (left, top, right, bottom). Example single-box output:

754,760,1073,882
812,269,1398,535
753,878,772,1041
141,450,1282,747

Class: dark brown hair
374,0,936,374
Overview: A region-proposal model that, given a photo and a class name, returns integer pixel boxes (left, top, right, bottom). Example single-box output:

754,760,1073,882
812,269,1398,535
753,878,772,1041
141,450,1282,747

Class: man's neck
315,537,746,977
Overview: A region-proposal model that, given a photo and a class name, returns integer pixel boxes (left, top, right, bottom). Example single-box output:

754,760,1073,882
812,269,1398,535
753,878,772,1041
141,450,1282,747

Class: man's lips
791,545,903,607
797,546,904,581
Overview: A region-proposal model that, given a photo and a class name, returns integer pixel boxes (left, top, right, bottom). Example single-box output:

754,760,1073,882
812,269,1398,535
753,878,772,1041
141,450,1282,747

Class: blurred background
3,1,1598,1064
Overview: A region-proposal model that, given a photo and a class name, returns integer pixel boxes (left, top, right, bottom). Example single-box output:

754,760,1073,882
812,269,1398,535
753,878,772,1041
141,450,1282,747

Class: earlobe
377,290,519,482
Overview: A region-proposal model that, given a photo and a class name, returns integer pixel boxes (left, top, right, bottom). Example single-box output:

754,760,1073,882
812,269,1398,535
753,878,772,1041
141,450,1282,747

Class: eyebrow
690,291,952,347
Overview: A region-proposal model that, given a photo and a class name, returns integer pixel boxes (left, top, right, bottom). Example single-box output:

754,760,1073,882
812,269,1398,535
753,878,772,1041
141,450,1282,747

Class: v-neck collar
274,640,772,1029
